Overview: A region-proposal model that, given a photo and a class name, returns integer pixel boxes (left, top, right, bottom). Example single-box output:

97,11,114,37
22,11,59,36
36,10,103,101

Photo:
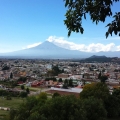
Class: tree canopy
80,82,110,101
6,86,120,120
64,0,120,38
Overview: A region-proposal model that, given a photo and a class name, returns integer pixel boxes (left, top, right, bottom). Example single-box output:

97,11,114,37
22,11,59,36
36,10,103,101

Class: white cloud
46,36,120,52
22,42,42,49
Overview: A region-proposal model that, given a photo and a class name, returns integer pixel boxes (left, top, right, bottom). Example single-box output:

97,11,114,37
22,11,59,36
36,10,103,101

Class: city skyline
0,0,120,53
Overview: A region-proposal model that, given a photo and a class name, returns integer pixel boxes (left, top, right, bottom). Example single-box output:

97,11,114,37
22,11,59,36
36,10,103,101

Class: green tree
52,77,57,81
69,79,73,87
111,88,120,116
6,95,12,100
8,109,18,120
52,92,61,98
64,79,68,84
8,95,87,120
104,94,120,118
82,97,107,120
46,70,53,77
51,65,63,76
8,96,38,120
80,82,110,101
98,71,101,79
64,0,120,38
37,92,47,100
83,79,86,85
18,77,27,83
26,87,30,94
21,85,25,90
0,89,9,96
8,94,111,120
40,95,87,120
58,78,63,82
63,79,69,88
100,75,108,83
112,88,120,99
2,65,10,70
20,91,28,98
10,81,17,88
10,72,13,79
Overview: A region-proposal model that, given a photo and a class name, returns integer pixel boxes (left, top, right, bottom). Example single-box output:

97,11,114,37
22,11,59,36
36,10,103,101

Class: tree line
5,82,120,120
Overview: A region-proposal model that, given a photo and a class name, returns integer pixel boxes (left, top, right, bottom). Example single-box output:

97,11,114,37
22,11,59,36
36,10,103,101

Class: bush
0,90,9,96
6,95,12,100
20,91,28,98
21,85,25,90
37,92,47,100
26,88,30,94
52,92,60,98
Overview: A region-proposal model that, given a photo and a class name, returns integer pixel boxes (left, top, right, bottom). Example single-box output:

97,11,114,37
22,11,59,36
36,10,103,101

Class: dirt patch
46,90,80,97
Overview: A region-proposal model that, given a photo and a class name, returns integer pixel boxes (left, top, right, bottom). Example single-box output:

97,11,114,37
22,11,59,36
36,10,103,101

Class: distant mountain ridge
81,55,118,63
89,55,107,58
0,41,120,59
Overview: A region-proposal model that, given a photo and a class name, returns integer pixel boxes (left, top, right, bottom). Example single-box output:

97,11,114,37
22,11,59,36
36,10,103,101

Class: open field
0,97,24,109
28,87,42,91
0,97,24,120
16,85,42,92
0,110,9,120
46,90,80,97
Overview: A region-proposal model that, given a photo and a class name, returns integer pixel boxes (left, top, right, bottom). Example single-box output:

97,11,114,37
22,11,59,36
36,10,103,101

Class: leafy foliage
10,72,13,79
112,88,120,99
8,95,87,120
18,77,27,83
37,92,47,101
20,91,28,98
106,12,120,38
100,75,108,83
58,78,63,82
7,85,120,120
6,82,120,120
64,0,120,38
26,87,30,94
21,85,25,90
45,77,57,81
52,92,61,98
98,71,102,79
63,79,69,88
104,95,120,118
82,97,107,120
80,82,109,101
68,79,73,87
6,95,12,100
2,65,10,70
0,89,19,97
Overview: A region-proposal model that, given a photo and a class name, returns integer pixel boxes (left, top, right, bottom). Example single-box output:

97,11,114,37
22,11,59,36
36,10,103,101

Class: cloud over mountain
46,36,120,52
1,41,120,59
22,42,42,49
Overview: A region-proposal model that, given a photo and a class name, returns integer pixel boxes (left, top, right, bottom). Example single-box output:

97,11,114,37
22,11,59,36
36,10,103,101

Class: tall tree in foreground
8,95,87,120
82,97,107,120
7,94,108,120
80,82,110,101
64,0,120,38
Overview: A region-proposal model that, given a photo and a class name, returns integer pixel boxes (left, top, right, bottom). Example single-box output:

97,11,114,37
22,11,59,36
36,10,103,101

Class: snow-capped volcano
0,41,90,59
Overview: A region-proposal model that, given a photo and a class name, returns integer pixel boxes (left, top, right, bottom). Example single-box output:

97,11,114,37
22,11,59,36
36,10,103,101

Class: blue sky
0,0,120,53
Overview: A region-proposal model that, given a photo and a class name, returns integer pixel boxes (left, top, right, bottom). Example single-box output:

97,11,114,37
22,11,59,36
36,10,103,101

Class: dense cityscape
0,58,120,119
